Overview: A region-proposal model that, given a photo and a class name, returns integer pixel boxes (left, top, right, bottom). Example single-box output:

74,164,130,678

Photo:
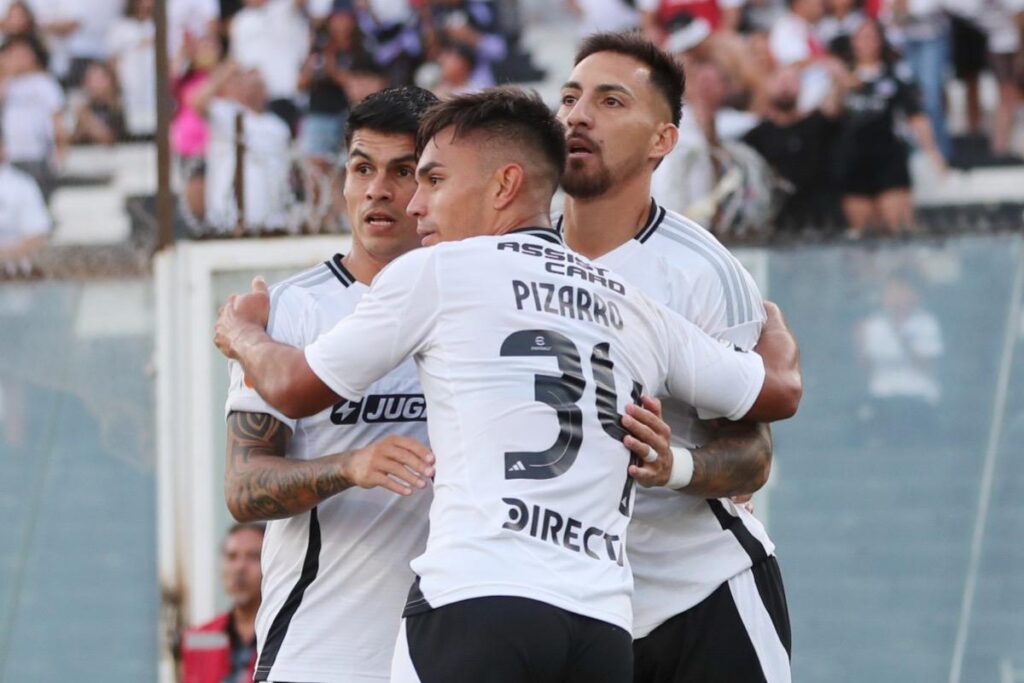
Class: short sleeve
656,303,766,421
223,284,313,431
305,249,439,401
892,63,924,117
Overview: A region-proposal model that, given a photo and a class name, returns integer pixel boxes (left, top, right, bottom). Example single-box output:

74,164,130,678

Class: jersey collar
506,226,563,245
553,198,666,244
325,253,357,287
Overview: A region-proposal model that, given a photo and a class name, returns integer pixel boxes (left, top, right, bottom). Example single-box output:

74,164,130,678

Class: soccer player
221,87,440,683
214,87,800,682
557,32,799,682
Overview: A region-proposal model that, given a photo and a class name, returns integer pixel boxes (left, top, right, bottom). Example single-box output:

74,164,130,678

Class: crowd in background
0,0,1022,261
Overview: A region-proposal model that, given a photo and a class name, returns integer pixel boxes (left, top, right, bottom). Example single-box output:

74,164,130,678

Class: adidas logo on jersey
508,461,526,472
330,394,427,425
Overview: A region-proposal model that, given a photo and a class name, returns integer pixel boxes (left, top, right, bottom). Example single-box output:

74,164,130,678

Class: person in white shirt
0,33,64,202
556,32,802,682
222,87,441,683
230,0,311,132
0,141,51,275
107,0,157,138
565,0,640,38
214,87,801,682
191,61,292,232
167,0,219,57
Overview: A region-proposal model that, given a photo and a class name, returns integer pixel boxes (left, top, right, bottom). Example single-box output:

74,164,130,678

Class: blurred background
1,0,1023,681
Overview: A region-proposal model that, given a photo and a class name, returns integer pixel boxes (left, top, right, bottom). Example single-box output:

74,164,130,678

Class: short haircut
574,31,686,126
344,86,439,149
415,86,567,192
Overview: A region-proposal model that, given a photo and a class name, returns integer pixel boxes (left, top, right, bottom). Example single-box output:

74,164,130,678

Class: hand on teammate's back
622,396,675,488
339,435,435,497
214,277,271,360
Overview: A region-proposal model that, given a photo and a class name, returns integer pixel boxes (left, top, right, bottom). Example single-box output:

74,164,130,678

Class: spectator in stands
817,0,865,63
564,0,640,38
856,275,943,442
743,63,844,231
0,33,65,202
66,0,123,86
948,8,987,140
70,61,126,145
0,1,39,41
770,0,827,66
879,0,951,160
33,1,79,83
837,19,946,234
354,0,420,85
168,0,219,58
180,523,264,683
193,61,292,232
230,0,310,134
171,33,223,162
0,132,51,276
639,0,747,43
973,0,1024,157
108,0,157,140
652,58,729,219
431,41,481,98
420,0,507,88
342,55,391,105
297,8,370,162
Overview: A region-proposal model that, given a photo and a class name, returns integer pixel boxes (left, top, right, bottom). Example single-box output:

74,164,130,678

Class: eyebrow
389,154,418,166
561,81,634,98
416,161,444,179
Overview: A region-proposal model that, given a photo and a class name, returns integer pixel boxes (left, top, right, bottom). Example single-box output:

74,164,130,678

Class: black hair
0,32,49,70
574,30,686,126
415,86,567,192
344,86,440,149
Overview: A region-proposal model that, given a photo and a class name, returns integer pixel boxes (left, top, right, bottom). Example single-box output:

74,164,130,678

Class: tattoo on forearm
225,412,351,521
683,422,773,499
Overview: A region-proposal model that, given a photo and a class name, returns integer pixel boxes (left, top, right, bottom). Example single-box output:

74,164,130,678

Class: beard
771,95,798,113
561,156,614,199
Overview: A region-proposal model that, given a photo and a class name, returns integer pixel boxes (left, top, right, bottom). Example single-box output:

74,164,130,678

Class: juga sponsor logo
330,394,427,424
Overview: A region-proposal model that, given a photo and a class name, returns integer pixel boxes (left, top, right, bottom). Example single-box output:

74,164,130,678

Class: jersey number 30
500,329,643,514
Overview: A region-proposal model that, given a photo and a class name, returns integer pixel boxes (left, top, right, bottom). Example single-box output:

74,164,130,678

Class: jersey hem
417,583,632,633
631,551,777,638
257,664,389,682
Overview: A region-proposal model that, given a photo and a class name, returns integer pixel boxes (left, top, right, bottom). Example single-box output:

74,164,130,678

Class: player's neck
561,173,653,259
342,243,398,285
491,207,553,236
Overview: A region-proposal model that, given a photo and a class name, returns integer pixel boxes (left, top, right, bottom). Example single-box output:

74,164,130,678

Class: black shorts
633,556,792,683
951,15,988,79
840,144,912,197
391,596,633,683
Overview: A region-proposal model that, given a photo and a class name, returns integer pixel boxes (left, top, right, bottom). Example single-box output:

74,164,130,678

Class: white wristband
667,447,694,490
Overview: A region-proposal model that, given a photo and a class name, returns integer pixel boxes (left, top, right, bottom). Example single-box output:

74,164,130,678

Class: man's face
343,129,422,262
221,529,263,611
407,128,491,247
557,51,673,199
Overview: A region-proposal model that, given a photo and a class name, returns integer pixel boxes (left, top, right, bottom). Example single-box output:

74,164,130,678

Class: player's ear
649,122,679,165
492,163,525,211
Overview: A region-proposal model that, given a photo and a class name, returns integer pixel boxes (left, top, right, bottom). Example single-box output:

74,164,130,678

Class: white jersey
558,201,775,638
224,255,431,683
304,227,765,633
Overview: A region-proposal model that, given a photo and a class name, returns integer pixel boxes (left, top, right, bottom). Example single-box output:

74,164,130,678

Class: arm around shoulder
744,301,802,422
